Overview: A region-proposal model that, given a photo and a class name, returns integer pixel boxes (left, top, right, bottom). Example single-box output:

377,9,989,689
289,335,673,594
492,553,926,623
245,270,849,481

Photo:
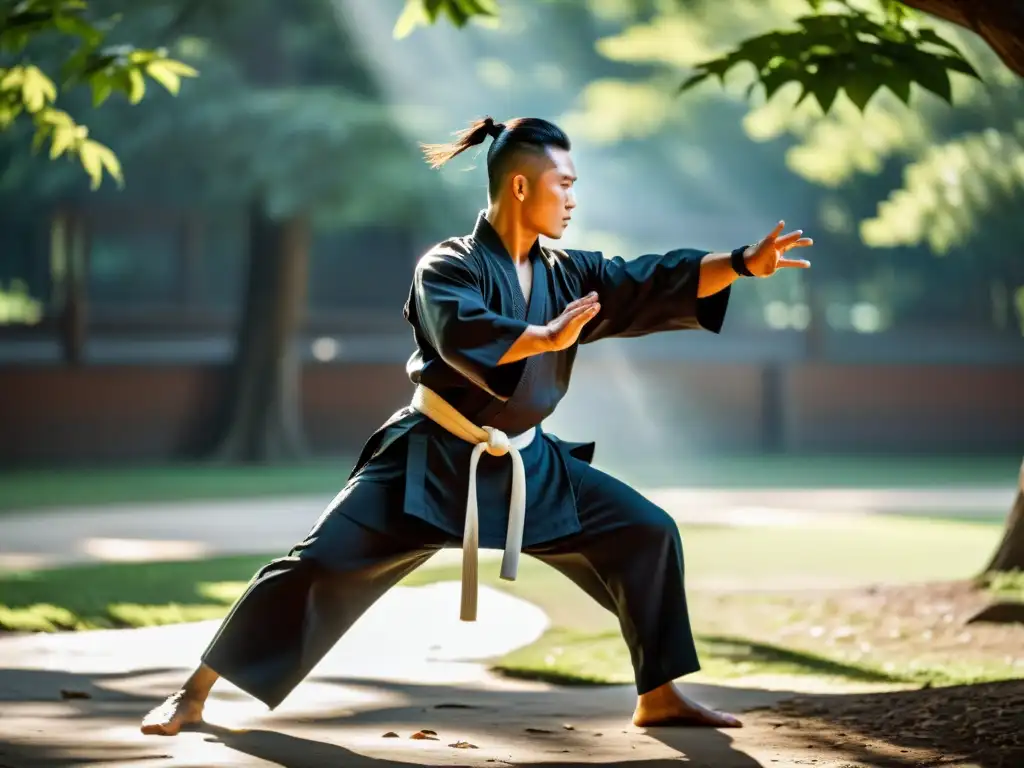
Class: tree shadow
4,665,1018,767
201,722,763,768
697,634,904,683
0,666,766,767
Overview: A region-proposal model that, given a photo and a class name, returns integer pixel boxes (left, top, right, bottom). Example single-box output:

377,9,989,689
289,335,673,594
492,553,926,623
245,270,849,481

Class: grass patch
0,454,1017,512
0,554,270,631
605,453,1020,492
0,460,355,513
0,516,1003,632
493,630,910,688
985,570,1024,602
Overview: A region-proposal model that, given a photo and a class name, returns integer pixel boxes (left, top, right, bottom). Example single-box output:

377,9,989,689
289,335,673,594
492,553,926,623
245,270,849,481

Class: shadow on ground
4,665,1014,768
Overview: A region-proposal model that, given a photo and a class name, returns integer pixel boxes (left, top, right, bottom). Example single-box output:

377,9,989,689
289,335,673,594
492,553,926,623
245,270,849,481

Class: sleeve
413,252,531,400
570,248,731,345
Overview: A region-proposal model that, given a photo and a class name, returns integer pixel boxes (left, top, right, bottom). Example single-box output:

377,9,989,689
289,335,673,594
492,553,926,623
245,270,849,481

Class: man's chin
543,223,569,240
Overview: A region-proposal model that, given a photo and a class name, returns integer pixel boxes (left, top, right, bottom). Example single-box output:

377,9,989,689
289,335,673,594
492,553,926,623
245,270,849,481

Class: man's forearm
498,324,553,364
697,252,741,298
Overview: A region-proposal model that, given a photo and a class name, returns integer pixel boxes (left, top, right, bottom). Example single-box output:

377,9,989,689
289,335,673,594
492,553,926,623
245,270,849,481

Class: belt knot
482,426,510,457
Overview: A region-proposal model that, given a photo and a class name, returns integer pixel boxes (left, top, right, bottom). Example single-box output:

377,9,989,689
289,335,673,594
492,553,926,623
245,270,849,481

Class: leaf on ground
410,730,439,740
381,731,399,738
449,741,479,749
60,689,91,699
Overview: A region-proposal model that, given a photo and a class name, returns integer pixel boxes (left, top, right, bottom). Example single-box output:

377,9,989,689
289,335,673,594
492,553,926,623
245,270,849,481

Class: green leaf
843,70,883,111
37,108,75,128
909,58,952,103
146,61,180,95
941,54,981,81
916,28,961,55
91,75,112,107
423,0,445,23
0,67,25,91
21,66,57,112
677,71,710,93
885,68,912,104
155,58,198,78
31,124,50,154
53,13,102,47
393,0,426,39
0,103,22,130
810,69,842,113
49,124,77,160
127,67,146,104
90,140,123,187
78,138,104,189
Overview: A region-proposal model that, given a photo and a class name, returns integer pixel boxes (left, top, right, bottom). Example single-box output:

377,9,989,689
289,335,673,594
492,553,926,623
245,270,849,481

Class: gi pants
201,458,700,710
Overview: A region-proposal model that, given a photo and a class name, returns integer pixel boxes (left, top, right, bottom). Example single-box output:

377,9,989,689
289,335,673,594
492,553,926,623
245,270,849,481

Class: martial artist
141,115,813,736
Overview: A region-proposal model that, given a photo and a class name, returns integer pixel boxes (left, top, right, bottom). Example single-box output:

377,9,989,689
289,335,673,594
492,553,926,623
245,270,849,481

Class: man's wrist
730,245,754,277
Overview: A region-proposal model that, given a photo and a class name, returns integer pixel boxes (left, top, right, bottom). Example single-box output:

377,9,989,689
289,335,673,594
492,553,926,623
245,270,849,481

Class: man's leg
525,460,741,728
141,478,448,735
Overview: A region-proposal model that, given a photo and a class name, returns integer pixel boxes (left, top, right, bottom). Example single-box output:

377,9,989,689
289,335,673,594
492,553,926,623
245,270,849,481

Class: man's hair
421,116,571,197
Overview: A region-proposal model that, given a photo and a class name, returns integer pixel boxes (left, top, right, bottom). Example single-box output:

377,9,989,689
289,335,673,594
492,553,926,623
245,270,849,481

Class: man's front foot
633,682,742,728
141,690,205,736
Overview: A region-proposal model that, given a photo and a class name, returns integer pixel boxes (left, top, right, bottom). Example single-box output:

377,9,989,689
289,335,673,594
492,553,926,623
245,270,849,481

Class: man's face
519,146,577,240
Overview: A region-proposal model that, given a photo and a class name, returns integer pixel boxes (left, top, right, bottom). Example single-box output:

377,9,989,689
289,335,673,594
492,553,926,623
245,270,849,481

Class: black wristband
731,246,754,277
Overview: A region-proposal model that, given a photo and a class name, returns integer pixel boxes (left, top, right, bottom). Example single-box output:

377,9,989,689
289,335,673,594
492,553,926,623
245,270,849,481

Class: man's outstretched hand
545,291,601,351
744,221,813,278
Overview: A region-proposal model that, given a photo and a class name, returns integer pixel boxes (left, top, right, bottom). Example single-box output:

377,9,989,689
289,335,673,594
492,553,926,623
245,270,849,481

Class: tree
397,0,1022,90
3,0,456,462
402,0,1024,575
95,0,453,462
0,0,196,188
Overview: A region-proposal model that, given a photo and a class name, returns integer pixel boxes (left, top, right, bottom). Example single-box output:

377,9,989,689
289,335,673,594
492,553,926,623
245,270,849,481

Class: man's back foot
140,690,205,736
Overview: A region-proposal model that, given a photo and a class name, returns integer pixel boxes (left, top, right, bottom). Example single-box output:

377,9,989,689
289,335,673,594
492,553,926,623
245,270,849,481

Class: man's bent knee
626,507,682,550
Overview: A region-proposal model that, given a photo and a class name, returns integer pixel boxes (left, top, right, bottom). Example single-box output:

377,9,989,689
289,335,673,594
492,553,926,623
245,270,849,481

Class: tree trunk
982,458,1024,574
898,0,1024,78
53,211,88,366
211,198,311,463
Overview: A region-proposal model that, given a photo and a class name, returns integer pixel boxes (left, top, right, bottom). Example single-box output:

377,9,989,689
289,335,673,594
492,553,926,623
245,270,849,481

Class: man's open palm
745,221,813,278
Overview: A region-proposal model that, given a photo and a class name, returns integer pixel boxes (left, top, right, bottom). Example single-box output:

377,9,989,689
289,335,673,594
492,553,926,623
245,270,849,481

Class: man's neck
485,203,538,264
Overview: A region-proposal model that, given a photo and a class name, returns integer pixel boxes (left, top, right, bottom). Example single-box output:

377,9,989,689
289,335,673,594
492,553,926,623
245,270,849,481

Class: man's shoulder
416,235,480,274
540,245,602,271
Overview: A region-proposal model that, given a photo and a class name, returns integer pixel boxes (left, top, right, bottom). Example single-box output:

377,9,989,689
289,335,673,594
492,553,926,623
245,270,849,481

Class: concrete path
0,486,1012,571
0,580,870,768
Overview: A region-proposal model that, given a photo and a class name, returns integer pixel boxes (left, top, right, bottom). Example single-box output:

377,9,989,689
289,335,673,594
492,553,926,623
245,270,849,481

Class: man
141,115,812,736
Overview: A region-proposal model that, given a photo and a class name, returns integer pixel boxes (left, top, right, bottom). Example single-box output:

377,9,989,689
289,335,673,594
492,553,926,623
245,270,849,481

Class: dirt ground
760,678,1024,768
693,580,1024,688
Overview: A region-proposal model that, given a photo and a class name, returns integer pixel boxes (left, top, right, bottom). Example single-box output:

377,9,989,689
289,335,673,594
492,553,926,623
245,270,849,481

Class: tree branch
898,0,1024,77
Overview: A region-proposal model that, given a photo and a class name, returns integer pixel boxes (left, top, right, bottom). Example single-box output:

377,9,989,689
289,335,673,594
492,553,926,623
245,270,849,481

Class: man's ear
512,174,528,202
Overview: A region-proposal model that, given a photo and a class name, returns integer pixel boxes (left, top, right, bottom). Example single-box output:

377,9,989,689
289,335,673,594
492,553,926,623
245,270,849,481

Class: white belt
411,385,535,622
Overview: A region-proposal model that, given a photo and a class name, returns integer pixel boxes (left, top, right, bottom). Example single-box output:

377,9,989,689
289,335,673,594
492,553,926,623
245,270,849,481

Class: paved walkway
0,581,881,768
0,486,1012,571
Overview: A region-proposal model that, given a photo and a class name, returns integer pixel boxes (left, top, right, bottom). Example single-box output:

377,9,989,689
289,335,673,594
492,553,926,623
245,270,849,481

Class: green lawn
0,453,1017,512
2,514,1017,692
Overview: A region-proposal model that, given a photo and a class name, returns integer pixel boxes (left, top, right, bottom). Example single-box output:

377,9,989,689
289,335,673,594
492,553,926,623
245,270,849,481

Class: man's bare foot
633,682,742,728
140,690,205,736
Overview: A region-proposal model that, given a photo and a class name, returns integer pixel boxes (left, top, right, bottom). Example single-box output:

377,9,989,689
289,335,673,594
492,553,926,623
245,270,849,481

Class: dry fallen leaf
449,741,479,749
410,730,439,740
525,728,553,735
381,732,399,738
